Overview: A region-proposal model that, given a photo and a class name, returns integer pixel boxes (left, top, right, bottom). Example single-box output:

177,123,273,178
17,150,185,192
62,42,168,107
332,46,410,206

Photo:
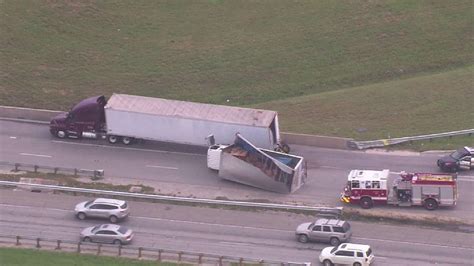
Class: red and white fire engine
341,169,458,210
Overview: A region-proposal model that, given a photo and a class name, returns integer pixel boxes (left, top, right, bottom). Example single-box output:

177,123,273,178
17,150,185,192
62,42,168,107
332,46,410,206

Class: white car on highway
319,243,374,266
75,198,130,223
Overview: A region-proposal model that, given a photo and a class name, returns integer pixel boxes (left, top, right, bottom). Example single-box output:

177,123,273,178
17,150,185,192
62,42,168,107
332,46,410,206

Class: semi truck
341,169,458,210
207,133,307,193
50,94,288,151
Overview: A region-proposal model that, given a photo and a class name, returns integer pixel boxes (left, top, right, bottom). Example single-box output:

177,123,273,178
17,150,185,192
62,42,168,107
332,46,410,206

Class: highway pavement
0,120,473,221
0,190,473,265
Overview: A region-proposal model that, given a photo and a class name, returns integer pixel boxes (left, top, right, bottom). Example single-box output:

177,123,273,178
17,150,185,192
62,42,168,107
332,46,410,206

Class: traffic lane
0,201,472,265
291,144,455,174
1,119,447,174
1,137,473,220
0,201,317,263
1,190,472,249
1,120,473,219
0,119,208,155
0,132,215,186
2,213,469,266
0,204,472,265
2,120,471,185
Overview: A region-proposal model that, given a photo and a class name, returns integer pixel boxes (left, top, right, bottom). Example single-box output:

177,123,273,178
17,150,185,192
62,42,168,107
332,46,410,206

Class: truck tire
122,137,133,145
424,198,438,210
359,197,373,209
107,135,119,144
56,130,67,139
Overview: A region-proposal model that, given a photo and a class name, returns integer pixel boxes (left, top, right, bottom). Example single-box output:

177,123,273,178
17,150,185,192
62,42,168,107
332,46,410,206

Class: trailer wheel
424,198,438,210
121,137,133,145
56,130,67,139
107,135,119,144
359,197,373,209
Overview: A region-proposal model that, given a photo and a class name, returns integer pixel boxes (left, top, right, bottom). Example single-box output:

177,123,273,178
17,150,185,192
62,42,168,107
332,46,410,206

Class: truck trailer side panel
219,151,292,193
105,109,276,148
217,134,306,193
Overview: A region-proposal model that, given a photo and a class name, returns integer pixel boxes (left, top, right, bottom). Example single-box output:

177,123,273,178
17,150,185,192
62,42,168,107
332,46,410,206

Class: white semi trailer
50,94,288,150
207,134,307,193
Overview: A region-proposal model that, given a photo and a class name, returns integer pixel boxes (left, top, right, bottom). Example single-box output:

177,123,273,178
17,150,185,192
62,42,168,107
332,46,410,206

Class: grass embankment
0,248,178,266
257,66,474,141
0,1,472,143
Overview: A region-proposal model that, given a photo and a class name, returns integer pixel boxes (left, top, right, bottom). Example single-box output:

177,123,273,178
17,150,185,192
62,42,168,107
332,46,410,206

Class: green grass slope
0,0,472,139
0,247,179,266
255,66,474,140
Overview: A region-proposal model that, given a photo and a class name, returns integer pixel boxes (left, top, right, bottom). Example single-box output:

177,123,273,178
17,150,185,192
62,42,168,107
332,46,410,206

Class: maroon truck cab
50,96,107,139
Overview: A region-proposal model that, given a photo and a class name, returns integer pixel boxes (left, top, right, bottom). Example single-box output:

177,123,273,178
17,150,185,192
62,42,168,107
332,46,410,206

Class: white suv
75,198,130,223
319,243,374,266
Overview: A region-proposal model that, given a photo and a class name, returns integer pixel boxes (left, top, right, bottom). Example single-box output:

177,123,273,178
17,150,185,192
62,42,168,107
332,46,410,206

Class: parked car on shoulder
319,243,374,266
80,224,133,245
75,198,130,223
295,218,352,246
437,146,473,172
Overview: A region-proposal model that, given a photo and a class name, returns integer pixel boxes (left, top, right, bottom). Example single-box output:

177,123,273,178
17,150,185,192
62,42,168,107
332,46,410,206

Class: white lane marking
458,178,474,182
218,241,253,246
1,203,473,251
134,215,289,233
319,165,342,170
9,136,17,139
146,165,179,170
0,203,71,213
52,140,204,157
19,153,52,158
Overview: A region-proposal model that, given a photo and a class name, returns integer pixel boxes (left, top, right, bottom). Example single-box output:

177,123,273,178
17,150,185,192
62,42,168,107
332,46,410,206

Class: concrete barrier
0,105,61,122
0,105,352,149
281,132,352,150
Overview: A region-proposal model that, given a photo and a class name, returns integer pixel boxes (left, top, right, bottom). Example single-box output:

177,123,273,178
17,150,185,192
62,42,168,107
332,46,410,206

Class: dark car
437,146,473,172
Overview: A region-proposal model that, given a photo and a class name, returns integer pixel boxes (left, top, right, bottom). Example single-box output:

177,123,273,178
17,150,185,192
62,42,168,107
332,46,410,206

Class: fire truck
341,169,458,210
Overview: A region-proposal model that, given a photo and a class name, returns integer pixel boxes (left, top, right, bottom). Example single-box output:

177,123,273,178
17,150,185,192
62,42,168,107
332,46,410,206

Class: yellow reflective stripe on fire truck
415,174,454,182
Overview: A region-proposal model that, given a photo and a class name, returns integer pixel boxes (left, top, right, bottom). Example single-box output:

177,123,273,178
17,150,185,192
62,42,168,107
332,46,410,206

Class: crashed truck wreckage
215,134,307,193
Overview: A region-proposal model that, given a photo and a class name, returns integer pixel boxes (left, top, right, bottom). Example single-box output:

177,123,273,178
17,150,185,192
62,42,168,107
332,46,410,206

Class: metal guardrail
0,180,342,216
0,161,104,179
348,129,474,150
0,234,311,265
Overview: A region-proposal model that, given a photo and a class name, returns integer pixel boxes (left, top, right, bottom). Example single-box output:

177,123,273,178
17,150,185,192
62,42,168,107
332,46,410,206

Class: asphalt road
0,190,472,265
0,120,473,221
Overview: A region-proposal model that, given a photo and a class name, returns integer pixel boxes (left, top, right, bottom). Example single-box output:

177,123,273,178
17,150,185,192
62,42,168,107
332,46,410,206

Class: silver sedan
80,224,133,245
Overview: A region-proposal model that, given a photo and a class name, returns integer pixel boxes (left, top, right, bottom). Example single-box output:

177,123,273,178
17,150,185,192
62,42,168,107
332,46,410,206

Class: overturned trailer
208,134,307,193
